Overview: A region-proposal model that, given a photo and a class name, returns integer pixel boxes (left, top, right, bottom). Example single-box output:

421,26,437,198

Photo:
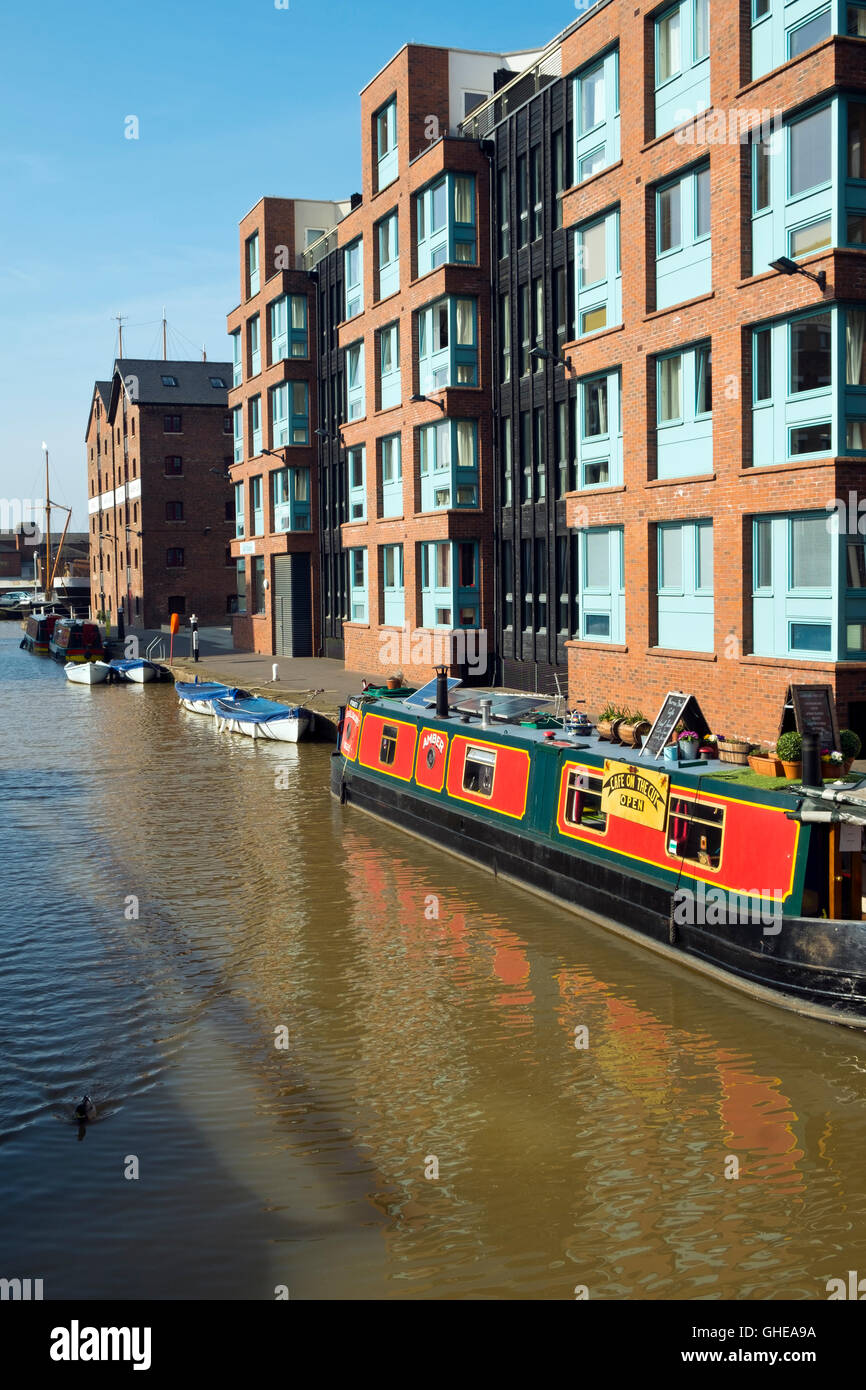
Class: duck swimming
74,1094,96,1122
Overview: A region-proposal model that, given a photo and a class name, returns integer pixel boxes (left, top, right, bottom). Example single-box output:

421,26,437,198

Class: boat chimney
480,698,492,729
802,730,823,788
434,664,450,718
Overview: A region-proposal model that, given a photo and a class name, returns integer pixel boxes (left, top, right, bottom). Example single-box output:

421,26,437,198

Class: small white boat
65,660,111,685
213,695,312,743
110,658,160,684
175,680,248,715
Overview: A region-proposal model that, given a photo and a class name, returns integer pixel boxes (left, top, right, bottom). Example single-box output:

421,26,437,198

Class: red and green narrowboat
49,618,104,664
331,678,866,1030
20,610,59,655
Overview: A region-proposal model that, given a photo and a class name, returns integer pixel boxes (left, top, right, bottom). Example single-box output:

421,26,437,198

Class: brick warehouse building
227,2,866,740
85,360,235,629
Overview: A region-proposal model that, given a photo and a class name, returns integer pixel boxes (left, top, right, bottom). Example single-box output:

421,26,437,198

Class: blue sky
0,0,573,528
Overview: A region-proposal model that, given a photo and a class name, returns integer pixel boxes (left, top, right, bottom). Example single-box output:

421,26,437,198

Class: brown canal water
2,628,866,1301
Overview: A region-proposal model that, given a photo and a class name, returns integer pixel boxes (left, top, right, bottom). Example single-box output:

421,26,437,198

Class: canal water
2,628,865,1302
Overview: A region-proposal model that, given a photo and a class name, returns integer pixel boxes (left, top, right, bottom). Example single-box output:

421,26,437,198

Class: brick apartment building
85,360,235,629
227,1,866,741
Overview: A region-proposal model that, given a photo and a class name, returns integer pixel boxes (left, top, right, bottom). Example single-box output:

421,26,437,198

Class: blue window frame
249,394,262,458
655,341,713,478
347,445,366,521
231,330,241,387
249,314,260,376
232,406,243,465
269,294,307,362
346,341,365,420
655,162,711,309
420,540,479,628
654,0,710,138
379,323,400,410
381,544,404,626
416,174,476,276
751,308,837,465
376,98,398,191
575,209,621,338
270,381,309,449
272,466,310,532
573,46,620,184
419,419,478,512
247,232,259,297
344,240,363,320
234,480,244,538
349,547,368,623
250,474,263,536
578,368,622,488
377,211,399,300
578,526,624,642
751,100,838,274
657,519,713,651
752,511,837,658
417,297,478,393
380,434,402,518
751,0,841,81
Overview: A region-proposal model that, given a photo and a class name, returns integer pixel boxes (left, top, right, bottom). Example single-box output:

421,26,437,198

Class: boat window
666,796,724,868
563,768,607,833
379,724,399,765
463,745,496,797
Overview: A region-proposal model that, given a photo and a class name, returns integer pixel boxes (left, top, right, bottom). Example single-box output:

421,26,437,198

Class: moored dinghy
65,660,112,685
213,694,312,742
109,658,164,684
175,679,249,715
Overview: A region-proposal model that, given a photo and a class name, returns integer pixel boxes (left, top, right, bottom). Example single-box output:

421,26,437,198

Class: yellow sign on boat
601,759,670,831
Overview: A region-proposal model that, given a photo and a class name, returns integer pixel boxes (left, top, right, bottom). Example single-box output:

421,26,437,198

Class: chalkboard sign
781,684,840,751
641,691,710,761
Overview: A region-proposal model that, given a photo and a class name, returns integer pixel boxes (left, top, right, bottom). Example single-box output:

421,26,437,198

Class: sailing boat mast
42,442,50,598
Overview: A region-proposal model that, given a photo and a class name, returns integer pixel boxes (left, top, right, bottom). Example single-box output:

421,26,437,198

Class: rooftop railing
458,46,563,140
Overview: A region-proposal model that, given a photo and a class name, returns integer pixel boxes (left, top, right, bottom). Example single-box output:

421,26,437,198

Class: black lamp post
410,393,446,412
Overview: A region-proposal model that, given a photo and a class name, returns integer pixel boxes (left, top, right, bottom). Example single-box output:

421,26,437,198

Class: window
381,546,404,626
247,232,259,297
165,501,183,521
533,408,546,500
553,129,566,230
655,163,711,310
500,293,511,382
347,341,365,420
578,369,622,488
305,227,325,247
532,277,544,372
223,413,233,434
417,297,477,393
791,312,831,392
502,539,514,628
236,559,247,614
575,209,621,337
519,284,530,377
249,395,262,456
249,555,265,616
498,166,510,259
166,547,185,568
164,455,183,475
655,342,713,477
657,520,714,651
530,147,542,240
463,745,496,798
416,174,476,274
376,98,398,190
270,294,307,362
349,548,368,623
849,101,866,178
377,211,399,299
788,8,831,57
420,538,479,627
579,526,624,642
249,475,263,535
345,241,363,320
419,418,477,511
380,434,402,518
563,768,607,833
666,795,724,867
379,323,400,409
752,512,836,658
654,2,709,137
517,154,528,246
463,91,488,117
272,466,310,532
379,723,399,765
501,416,513,508
234,482,244,538
348,446,366,521
574,47,620,182
753,311,837,465
790,106,831,198
248,314,260,375
164,415,182,433
233,406,243,464
161,374,178,387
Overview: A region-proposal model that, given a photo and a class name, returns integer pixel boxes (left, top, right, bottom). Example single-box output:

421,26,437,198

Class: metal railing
459,47,563,140
301,227,339,273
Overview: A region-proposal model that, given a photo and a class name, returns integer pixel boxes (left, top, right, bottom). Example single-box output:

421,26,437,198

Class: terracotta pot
781,760,802,781
844,758,854,775
748,754,784,777
386,677,401,689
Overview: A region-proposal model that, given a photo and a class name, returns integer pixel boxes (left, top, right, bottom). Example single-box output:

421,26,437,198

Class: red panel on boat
358,713,418,782
340,706,362,760
445,735,530,820
414,727,450,793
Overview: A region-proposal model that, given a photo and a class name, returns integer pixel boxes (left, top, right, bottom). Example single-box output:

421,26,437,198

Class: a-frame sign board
779,684,840,751
640,691,711,761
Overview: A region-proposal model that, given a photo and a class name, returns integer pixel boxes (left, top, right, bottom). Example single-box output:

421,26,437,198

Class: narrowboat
20,610,59,654
331,676,866,1030
175,679,250,715
213,694,312,743
49,618,104,664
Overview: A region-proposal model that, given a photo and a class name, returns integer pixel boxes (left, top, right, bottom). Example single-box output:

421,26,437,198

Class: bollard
802,730,822,787
272,662,279,682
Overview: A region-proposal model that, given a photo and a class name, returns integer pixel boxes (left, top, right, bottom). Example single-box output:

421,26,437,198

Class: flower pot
596,718,614,741
718,739,751,766
843,758,854,775
619,719,650,748
678,739,699,760
748,754,784,777
386,677,401,690
610,717,627,744
781,760,802,781
663,743,679,764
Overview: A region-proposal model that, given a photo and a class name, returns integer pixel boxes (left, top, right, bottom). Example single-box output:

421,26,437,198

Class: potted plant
823,749,845,779
717,734,752,765
700,733,718,758
596,704,621,741
386,672,403,690
747,744,785,777
619,709,651,748
677,729,700,761
840,728,862,774
776,730,803,781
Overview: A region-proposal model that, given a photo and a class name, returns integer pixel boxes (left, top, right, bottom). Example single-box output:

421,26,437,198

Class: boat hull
216,709,310,742
331,753,866,1030
65,661,111,685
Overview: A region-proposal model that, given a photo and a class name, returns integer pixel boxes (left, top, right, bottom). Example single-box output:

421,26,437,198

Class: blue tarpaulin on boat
111,659,152,672
175,681,242,701
214,696,300,724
